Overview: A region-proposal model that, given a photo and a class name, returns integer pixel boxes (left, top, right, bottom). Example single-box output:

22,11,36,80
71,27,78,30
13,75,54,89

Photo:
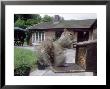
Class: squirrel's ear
63,29,68,35
64,28,68,32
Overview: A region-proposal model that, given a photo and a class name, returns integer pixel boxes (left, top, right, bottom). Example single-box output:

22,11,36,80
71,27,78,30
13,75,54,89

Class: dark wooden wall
75,42,97,76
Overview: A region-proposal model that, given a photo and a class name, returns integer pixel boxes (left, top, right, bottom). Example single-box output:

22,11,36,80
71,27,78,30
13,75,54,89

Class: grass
14,47,38,70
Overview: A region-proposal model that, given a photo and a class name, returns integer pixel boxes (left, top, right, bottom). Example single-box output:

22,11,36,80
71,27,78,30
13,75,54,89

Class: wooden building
26,18,97,46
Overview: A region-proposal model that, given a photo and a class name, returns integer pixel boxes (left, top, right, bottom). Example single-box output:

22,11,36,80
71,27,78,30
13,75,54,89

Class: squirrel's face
58,30,74,48
65,31,74,41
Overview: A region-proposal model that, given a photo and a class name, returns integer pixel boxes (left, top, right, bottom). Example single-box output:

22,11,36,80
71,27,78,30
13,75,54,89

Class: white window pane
32,33,35,43
36,31,45,42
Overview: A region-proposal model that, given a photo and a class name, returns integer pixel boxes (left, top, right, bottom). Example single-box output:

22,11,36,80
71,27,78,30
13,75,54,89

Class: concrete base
29,68,93,76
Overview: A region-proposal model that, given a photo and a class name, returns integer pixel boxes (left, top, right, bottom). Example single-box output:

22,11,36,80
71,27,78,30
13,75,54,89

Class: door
77,31,89,42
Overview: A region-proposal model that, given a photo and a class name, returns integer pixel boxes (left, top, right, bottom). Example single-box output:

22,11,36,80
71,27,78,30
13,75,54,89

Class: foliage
14,14,20,23
25,31,31,45
14,14,33,21
14,47,38,70
15,18,26,29
31,14,42,23
42,15,53,22
14,48,38,75
14,14,53,29
14,65,30,76
25,19,39,27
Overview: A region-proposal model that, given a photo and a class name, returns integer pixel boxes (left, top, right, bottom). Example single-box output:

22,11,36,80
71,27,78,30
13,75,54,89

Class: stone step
52,63,85,73
29,68,93,76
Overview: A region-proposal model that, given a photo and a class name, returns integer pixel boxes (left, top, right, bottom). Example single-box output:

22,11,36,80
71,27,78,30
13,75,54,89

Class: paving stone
30,68,93,76
29,69,49,76
52,63,85,73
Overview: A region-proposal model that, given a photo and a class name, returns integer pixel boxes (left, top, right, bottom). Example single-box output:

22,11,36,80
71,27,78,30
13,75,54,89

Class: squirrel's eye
69,33,72,35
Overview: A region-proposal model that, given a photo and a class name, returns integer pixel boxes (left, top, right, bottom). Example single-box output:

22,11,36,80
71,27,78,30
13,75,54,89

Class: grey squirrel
36,29,74,70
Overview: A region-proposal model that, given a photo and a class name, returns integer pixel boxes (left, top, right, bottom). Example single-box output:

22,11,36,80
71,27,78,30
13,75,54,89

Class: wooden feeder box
75,40,97,75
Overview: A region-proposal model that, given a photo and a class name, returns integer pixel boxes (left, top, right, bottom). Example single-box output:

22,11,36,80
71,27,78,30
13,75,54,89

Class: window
36,31,45,42
77,31,89,42
42,32,44,41
32,33,35,43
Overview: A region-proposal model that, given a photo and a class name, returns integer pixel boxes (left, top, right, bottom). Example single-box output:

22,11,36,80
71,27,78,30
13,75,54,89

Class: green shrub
14,48,38,76
14,65,30,76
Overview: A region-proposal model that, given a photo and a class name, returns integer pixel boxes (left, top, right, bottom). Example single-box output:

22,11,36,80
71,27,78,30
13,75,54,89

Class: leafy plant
14,48,38,76
14,65,30,76
42,15,53,22
15,18,26,29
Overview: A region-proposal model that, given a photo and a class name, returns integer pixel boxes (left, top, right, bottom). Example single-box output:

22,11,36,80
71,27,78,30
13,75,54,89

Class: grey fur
36,29,74,69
